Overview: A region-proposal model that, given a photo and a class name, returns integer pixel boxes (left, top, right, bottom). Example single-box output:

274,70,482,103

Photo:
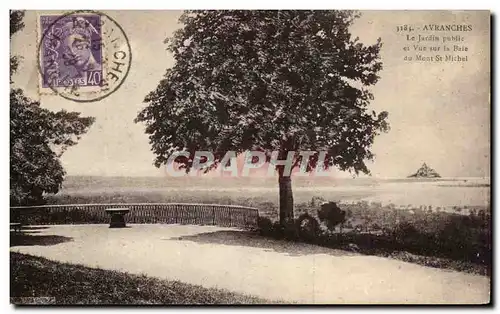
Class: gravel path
10,224,490,304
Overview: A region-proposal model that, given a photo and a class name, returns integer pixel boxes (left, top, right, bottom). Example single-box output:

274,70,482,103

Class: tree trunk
278,173,294,225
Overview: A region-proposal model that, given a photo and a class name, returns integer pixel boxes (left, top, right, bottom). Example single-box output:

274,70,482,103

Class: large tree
136,10,389,225
10,11,95,206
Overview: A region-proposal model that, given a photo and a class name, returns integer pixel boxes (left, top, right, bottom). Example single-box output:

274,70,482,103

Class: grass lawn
10,252,276,305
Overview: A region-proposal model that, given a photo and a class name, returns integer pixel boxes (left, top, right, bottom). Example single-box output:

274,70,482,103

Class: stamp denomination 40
38,11,132,102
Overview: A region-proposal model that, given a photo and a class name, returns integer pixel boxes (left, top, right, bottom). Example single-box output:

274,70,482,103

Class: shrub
371,223,382,231
256,201,491,271
256,216,297,240
256,216,275,237
477,209,487,220
354,224,364,233
257,212,324,243
317,202,346,231
393,221,418,242
282,220,300,241
309,196,326,207
436,215,491,264
295,213,321,242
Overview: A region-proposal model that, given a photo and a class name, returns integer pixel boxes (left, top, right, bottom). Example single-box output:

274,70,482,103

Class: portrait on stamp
40,14,103,88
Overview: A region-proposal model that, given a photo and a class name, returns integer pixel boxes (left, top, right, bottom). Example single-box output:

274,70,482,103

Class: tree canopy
137,10,389,223
10,10,95,206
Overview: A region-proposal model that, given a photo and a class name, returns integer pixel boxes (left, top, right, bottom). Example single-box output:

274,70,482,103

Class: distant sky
11,10,490,178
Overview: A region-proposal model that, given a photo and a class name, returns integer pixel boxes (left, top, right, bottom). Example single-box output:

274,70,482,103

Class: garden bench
105,208,130,228
10,222,22,234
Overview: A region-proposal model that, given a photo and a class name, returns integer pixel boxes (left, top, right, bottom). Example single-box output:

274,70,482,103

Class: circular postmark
37,10,132,102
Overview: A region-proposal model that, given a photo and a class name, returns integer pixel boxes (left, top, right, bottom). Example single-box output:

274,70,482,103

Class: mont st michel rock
407,163,441,178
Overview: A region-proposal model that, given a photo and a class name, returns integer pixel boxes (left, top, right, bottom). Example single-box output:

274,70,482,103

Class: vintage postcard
10,10,491,305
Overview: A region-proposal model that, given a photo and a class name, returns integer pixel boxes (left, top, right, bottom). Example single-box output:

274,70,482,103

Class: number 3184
396,25,414,32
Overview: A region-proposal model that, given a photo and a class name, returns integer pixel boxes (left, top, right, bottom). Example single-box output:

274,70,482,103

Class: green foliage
136,10,389,224
296,213,321,242
257,213,321,242
10,10,25,38
10,12,95,206
392,221,418,242
137,10,388,174
10,89,95,206
10,10,25,80
256,216,274,236
258,197,490,274
317,201,346,231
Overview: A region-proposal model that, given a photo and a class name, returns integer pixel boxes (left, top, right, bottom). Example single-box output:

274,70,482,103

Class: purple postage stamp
40,14,103,88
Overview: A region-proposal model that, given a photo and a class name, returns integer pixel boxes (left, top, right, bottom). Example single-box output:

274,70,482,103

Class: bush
354,224,364,233
371,223,382,231
392,221,418,242
256,216,275,237
256,216,296,240
309,196,326,207
256,213,324,243
437,215,490,264
282,220,300,240
256,201,491,273
317,202,346,231
295,213,321,242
